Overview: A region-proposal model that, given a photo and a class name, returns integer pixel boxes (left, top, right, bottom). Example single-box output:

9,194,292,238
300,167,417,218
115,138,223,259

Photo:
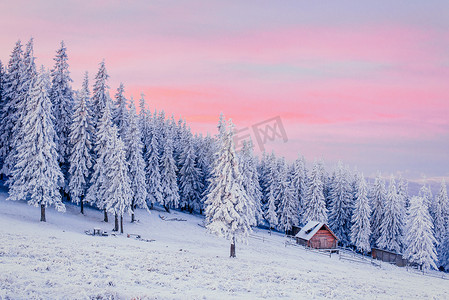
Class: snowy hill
1,192,448,299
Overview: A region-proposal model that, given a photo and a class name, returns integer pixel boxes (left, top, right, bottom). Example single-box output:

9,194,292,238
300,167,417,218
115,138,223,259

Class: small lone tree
7,68,65,221
204,118,252,257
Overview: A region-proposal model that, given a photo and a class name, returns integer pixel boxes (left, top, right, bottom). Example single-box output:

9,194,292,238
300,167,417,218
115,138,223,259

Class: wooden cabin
371,248,408,267
295,221,338,249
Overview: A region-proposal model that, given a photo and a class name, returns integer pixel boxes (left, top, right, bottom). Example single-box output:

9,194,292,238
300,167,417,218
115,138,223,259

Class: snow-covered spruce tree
125,100,148,222
238,140,262,226
397,176,409,209
195,133,215,213
179,132,203,213
264,188,278,230
433,180,449,244
0,59,5,174
303,160,328,223
439,232,449,271
159,126,179,212
204,119,253,258
144,119,163,208
291,154,307,225
113,82,129,139
419,184,433,210
277,162,298,234
258,152,271,217
102,126,132,234
3,39,36,179
7,68,64,221
91,60,109,130
370,172,386,246
0,41,23,176
68,72,93,214
350,174,372,253
328,161,353,246
377,176,404,253
86,102,115,222
262,153,279,229
138,93,149,142
403,196,438,271
50,41,74,194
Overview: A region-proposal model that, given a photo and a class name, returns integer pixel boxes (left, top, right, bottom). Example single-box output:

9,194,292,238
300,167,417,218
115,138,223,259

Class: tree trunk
104,209,108,222
114,214,119,231
131,199,135,223
120,215,123,234
164,204,170,213
80,196,84,215
230,237,236,258
40,204,46,222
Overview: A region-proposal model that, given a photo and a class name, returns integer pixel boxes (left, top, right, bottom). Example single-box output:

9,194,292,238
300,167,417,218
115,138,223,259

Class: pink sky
1,1,449,180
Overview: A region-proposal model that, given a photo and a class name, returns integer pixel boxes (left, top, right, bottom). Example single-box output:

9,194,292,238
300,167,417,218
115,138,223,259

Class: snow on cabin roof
295,220,338,241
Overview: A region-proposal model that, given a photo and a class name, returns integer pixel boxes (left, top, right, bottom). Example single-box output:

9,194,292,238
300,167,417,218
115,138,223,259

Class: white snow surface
0,188,448,299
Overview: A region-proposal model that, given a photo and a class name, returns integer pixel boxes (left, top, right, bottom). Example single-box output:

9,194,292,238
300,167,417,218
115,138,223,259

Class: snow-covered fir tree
125,100,148,222
397,176,409,209
403,196,438,271
328,161,353,246
238,141,262,226
3,39,36,178
291,154,307,225
102,125,132,233
195,133,215,213
50,41,74,192
144,118,163,208
0,59,4,171
377,176,404,253
419,184,433,209
113,82,129,139
68,72,93,214
303,160,328,223
159,126,179,212
439,232,449,271
433,180,449,244
370,172,386,246
91,60,109,130
204,119,253,257
138,93,148,141
0,41,23,176
350,174,372,253
7,68,64,221
277,161,298,233
86,101,115,222
178,132,203,213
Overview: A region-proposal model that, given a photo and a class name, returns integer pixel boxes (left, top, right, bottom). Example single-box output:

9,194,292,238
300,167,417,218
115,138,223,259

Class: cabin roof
294,220,338,241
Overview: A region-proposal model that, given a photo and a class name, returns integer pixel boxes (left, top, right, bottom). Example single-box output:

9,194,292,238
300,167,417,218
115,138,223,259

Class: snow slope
0,189,448,299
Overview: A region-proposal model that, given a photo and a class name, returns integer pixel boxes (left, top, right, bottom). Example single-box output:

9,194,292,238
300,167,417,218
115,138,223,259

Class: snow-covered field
1,189,448,299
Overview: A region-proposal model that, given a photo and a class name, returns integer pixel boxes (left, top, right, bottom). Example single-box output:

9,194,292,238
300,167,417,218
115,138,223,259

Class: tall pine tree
377,176,404,253
50,41,74,194
350,174,372,253
125,100,148,221
303,160,327,223
204,119,252,258
68,72,93,214
403,196,437,270
7,68,64,221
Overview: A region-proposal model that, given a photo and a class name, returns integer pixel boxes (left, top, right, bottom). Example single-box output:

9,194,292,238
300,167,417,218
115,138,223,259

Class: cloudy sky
1,1,448,180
